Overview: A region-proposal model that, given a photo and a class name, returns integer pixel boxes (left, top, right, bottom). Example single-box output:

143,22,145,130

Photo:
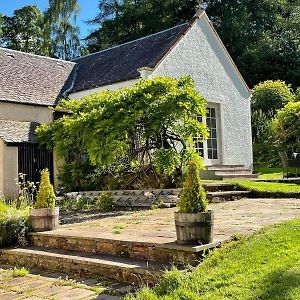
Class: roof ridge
0,47,76,65
73,23,188,61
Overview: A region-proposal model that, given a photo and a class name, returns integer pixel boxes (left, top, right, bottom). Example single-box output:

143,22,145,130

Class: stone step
29,233,221,265
219,173,259,180
206,165,245,170
208,190,251,203
0,247,168,285
214,169,252,175
203,182,238,192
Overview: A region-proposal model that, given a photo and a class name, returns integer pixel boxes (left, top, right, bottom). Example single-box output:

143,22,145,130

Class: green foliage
177,160,207,213
206,0,300,89
127,219,300,299
251,80,295,167
0,5,46,55
252,80,295,119
88,1,300,88
11,267,29,277
295,87,300,102
96,192,115,211
272,102,300,152
35,169,56,209
58,161,98,192
0,2,80,59
46,0,80,59
86,0,198,52
153,148,180,177
0,200,29,247
36,76,208,189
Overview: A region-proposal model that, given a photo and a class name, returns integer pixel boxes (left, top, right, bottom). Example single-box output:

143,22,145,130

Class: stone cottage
0,10,253,198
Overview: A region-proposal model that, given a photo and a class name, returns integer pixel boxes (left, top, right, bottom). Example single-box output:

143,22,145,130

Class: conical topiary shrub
177,160,207,213
35,169,56,209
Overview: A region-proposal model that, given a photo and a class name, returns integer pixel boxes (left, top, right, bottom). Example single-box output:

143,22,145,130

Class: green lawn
256,167,283,179
128,219,300,300
232,180,300,196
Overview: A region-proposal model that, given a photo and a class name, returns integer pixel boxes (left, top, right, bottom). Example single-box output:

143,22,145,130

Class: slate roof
0,48,76,106
0,23,190,105
72,23,190,92
0,120,39,144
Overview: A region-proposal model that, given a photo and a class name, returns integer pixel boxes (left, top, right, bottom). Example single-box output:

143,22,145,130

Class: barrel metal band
175,221,212,227
30,215,59,220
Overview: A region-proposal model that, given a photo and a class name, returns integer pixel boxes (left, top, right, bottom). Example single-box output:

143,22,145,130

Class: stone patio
1,198,300,296
51,198,300,244
0,266,126,299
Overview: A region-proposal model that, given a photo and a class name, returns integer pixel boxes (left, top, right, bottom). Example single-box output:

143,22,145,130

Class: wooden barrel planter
174,211,213,245
29,207,59,232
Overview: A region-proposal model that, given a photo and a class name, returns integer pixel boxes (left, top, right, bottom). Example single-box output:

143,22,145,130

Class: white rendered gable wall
150,14,253,169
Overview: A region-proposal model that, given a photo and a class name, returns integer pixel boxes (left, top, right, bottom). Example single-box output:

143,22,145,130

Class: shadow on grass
252,268,300,300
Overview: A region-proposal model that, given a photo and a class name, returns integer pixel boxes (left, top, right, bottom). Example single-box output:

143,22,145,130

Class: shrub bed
0,201,30,247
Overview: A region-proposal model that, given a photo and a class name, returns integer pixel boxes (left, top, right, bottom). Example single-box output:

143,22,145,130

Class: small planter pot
29,207,59,232
174,210,213,245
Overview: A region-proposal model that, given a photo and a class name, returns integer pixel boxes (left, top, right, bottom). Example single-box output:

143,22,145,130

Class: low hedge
0,202,30,247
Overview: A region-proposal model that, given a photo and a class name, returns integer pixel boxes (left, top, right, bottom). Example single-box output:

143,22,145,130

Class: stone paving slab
44,198,300,244
0,266,131,300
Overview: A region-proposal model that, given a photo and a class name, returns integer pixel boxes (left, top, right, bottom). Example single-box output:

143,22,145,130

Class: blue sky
0,0,99,38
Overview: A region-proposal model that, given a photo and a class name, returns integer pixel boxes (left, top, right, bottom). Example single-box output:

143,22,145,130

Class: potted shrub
29,169,59,232
175,160,213,245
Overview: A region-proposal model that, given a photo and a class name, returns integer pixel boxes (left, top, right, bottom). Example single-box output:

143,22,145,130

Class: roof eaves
0,98,55,107
70,75,141,94
0,47,76,65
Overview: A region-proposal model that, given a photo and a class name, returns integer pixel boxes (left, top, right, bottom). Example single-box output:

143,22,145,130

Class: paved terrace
52,198,300,244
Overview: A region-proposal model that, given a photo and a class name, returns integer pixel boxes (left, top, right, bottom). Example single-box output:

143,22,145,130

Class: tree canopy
0,6,45,54
0,2,80,60
86,0,300,89
36,76,208,189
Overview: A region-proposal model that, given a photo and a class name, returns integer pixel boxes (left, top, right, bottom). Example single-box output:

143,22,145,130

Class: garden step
0,247,168,285
208,190,251,203
29,233,222,265
206,165,245,170
215,170,253,175
218,173,259,180
203,182,238,192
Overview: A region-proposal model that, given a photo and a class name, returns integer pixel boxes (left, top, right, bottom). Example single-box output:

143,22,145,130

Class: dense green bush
272,101,300,152
252,80,295,118
177,160,207,213
0,201,29,247
251,80,296,167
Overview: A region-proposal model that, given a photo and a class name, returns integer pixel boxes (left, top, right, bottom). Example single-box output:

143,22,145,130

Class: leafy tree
36,76,208,188
272,102,300,153
46,0,80,59
0,6,46,55
251,80,295,167
86,0,198,51
252,80,295,119
205,0,300,88
87,0,300,88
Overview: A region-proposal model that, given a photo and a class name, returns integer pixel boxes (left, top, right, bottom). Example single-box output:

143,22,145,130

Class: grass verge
233,180,300,197
128,219,300,300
